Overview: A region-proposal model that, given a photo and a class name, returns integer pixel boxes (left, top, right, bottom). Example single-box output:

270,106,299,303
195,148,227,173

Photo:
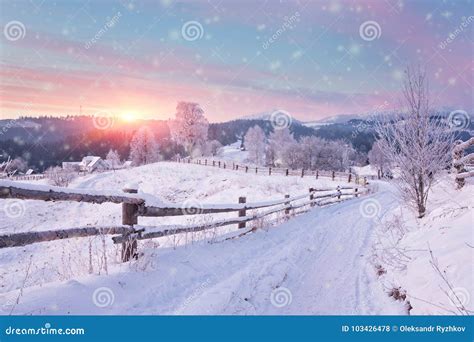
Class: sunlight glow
121,112,138,122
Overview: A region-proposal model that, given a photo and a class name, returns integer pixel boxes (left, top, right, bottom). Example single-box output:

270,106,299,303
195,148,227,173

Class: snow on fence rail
453,137,474,189
178,158,372,185
0,180,368,261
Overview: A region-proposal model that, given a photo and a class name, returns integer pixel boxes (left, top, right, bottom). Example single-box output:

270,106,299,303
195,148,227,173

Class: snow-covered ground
0,162,471,316
372,177,473,315
215,141,249,163
0,175,402,315
0,162,353,300
352,165,378,177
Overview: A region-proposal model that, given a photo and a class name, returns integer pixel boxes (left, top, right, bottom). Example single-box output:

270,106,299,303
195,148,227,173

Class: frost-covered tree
202,140,223,157
299,136,324,170
375,66,453,218
266,128,295,166
129,127,161,166
368,140,390,178
105,149,121,170
168,102,209,155
244,125,266,165
281,141,303,169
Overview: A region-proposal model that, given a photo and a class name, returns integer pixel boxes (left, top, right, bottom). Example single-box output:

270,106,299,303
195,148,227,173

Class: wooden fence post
238,197,246,229
337,186,341,200
269,167,272,176
205,159,207,165
316,170,319,179
284,194,290,216
309,188,314,207
245,166,248,173
223,163,226,169
286,169,289,176
301,169,304,178
121,186,139,262
218,161,221,168
355,188,358,198
332,171,335,181
213,160,215,166
348,173,352,183
255,167,258,174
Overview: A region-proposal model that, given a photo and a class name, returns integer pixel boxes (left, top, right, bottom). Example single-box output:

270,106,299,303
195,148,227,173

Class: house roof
81,156,102,168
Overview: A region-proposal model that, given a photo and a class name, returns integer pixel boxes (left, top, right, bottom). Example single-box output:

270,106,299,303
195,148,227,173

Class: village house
62,156,110,173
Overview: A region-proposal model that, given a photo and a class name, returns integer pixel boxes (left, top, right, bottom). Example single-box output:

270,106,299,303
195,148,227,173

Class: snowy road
1,181,406,315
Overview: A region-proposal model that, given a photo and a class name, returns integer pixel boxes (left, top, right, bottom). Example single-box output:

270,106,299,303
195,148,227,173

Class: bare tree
375,66,453,218
244,125,266,165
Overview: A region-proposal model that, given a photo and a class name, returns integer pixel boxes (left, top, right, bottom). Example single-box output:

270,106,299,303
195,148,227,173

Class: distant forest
0,115,382,171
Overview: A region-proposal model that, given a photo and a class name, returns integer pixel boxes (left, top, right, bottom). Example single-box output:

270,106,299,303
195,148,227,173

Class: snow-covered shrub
105,149,121,170
45,166,77,187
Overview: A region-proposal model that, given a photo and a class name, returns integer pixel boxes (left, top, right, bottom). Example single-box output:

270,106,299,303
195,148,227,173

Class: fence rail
0,176,368,260
177,158,372,185
453,137,474,188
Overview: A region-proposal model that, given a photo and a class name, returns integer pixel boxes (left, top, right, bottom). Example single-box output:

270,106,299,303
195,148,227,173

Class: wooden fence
0,174,45,181
453,137,474,188
177,158,371,185
0,179,368,261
